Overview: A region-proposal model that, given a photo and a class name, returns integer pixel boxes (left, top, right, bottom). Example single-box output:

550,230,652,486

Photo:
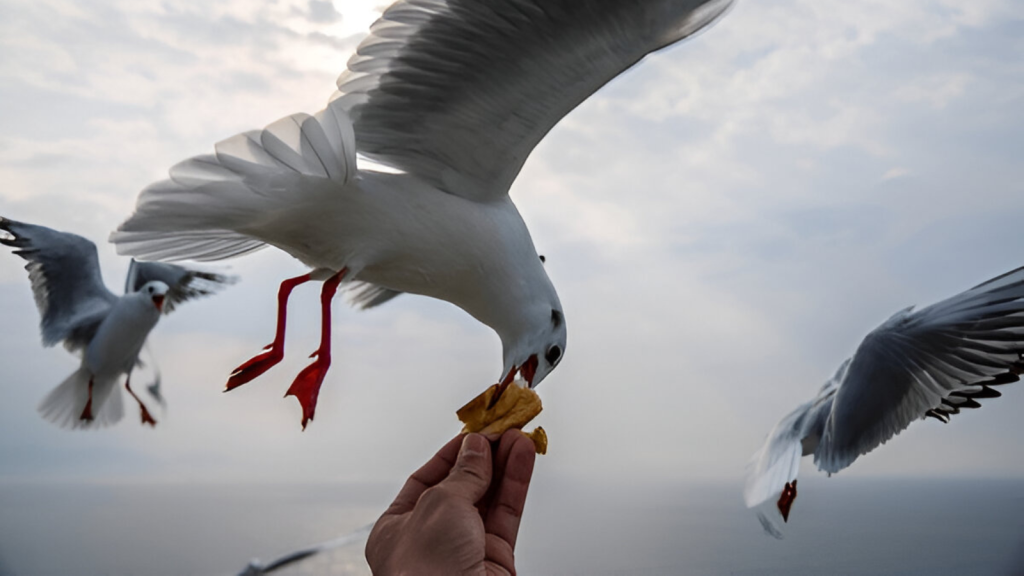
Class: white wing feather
112,107,358,262
334,0,733,200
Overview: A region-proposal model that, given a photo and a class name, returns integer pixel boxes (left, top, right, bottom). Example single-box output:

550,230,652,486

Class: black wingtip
946,395,983,410
0,218,25,248
986,371,1020,386
196,270,239,286
971,386,1003,399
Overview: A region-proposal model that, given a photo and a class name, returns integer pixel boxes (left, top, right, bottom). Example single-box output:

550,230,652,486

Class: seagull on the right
745,267,1024,525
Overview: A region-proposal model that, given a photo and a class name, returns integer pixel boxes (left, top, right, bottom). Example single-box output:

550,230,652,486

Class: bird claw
226,346,283,391
285,351,331,430
139,405,157,427
125,378,158,427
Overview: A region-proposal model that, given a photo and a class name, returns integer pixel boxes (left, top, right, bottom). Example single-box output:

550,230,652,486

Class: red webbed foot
777,480,798,522
225,273,314,392
125,377,158,427
138,405,157,427
284,269,346,429
285,350,331,430
226,344,283,391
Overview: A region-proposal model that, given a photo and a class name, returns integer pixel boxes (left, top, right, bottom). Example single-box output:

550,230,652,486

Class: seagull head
139,280,170,313
500,307,566,389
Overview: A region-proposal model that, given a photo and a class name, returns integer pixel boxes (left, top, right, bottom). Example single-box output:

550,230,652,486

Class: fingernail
461,433,487,458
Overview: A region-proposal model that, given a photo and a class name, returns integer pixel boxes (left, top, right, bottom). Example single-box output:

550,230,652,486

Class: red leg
125,374,157,427
226,273,313,391
80,378,95,422
286,269,346,429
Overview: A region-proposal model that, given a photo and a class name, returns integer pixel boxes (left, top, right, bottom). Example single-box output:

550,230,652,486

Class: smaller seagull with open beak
1,217,233,428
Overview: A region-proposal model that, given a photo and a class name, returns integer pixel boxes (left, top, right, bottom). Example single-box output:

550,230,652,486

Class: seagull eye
545,345,562,366
539,255,546,263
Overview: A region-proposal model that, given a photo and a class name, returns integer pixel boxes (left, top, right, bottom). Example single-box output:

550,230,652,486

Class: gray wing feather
816,268,1024,474
125,259,236,313
346,282,403,309
1,217,116,350
335,0,733,200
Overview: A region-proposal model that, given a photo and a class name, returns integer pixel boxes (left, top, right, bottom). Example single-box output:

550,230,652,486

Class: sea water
0,478,1022,575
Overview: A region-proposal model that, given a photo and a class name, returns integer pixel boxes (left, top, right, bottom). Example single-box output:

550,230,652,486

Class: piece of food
524,426,547,455
457,382,547,454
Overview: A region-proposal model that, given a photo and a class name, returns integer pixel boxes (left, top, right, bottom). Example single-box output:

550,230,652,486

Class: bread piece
457,382,547,454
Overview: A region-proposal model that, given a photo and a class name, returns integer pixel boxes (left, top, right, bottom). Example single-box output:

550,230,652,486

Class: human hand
365,430,537,576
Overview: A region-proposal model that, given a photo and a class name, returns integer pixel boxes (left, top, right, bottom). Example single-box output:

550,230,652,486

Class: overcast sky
1,0,1023,489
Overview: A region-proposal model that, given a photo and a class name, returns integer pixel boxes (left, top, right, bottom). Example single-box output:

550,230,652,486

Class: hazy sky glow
1,0,1024,491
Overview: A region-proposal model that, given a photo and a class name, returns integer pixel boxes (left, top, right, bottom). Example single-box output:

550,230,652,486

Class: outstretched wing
816,268,1024,474
1,217,116,350
125,259,236,313
334,0,733,201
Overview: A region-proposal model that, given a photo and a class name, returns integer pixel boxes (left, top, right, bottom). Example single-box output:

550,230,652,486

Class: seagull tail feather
111,101,358,263
37,367,124,430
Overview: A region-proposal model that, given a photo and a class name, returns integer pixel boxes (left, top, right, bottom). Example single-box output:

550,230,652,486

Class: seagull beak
489,355,540,409
520,354,539,387
152,294,165,312
489,367,518,409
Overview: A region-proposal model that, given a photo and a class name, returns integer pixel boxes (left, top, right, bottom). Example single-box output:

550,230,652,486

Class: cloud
306,0,341,24
894,73,971,109
1,0,1023,488
881,167,911,181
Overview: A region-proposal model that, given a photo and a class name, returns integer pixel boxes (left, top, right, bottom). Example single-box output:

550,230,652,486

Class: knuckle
418,486,448,508
455,461,489,484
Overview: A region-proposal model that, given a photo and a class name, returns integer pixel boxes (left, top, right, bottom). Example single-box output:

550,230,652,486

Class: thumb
438,433,492,503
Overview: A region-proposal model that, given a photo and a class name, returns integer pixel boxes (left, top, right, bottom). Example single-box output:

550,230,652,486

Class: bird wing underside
346,282,403,309
334,0,733,201
1,217,116,346
816,267,1024,474
125,259,236,313
924,361,1022,423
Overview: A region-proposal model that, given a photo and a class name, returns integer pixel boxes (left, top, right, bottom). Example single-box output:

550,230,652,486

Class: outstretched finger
436,434,493,504
386,434,464,515
484,430,536,552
